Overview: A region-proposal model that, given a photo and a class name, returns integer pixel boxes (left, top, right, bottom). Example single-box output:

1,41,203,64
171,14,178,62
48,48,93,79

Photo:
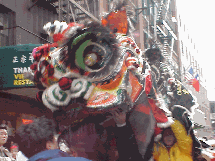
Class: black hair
0,124,7,131
16,116,56,158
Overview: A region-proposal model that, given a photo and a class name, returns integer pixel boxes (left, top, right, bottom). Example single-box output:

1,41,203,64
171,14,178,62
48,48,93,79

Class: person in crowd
16,116,91,161
153,105,194,161
1,120,7,128
110,105,204,161
110,109,154,161
153,121,193,161
0,125,14,160
10,143,19,160
7,121,15,137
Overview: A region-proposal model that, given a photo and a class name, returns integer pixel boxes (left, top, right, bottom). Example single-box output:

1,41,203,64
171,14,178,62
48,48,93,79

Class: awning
193,122,205,129
193,108,207,129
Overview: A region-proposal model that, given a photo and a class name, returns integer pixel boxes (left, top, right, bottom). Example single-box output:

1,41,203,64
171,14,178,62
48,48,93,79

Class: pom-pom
30,63,38,71
58,77,73,91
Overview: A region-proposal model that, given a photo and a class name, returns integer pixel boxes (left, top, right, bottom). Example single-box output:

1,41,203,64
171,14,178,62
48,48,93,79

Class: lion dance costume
28,2,178,160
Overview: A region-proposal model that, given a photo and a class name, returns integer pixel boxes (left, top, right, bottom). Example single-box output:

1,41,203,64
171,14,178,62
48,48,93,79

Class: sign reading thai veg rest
0,44,42,89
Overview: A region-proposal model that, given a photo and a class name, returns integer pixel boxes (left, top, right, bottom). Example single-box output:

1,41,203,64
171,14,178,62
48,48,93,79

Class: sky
175,0,215,101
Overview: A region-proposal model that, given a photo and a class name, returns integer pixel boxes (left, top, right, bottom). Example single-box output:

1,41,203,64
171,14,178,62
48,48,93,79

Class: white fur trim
60,22,68,33
53,20,61,34
83,84,95,100
154,134,162,142
42,88,59,112
170,105,191,115
190,103,199,120
126,57,138,62
127,66,136,70
116,122,126,127
43,22,52,35
157,117,174,128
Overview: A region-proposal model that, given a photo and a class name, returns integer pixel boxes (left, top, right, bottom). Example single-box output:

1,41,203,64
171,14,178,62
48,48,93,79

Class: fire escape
29,0,101,23
50,0,100,23
50,0,145,46
155,0,180,79
29,0,180,79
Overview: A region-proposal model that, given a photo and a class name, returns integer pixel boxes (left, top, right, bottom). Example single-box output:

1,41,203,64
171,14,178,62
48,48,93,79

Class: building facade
0,0,59,135
0,0,58,46
0,0,181,126
176,1,212,137
1,0,210,138
210,101,215,137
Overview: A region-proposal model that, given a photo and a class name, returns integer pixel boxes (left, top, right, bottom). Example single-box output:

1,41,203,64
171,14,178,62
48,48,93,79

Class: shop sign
0,44,41,89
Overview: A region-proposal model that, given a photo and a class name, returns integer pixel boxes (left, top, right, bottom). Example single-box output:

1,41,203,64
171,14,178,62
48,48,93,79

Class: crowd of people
0,105,214,161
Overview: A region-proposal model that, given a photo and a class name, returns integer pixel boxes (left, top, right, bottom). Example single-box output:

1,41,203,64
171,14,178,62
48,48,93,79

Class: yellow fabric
153,120,193,161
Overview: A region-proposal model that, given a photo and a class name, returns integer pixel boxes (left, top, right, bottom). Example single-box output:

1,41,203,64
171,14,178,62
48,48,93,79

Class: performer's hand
110,109,126,127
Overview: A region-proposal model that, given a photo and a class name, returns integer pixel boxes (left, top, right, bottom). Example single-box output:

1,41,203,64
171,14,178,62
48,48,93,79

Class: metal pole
69,4,76,23
154,2,157,42
138,0,144,51
59,0,61,21
2,26,51,43
67,0,70,23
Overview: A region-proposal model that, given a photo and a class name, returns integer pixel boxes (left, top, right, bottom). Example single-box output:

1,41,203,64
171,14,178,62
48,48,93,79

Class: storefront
0,44,52,145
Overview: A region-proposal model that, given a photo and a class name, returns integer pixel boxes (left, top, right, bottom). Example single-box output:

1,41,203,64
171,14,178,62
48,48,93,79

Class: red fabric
134,104,151,115
109,138,117,146
148,98,168,123
30,63,38,70
46,64,54,77
154,125,162,136
192,78,200,92
10,145,18,149
145,74,152,95
34,70,41,82
53,33,64,43
32,51,42,62
101,8,128,34
22,119,33,124
52,22,84,44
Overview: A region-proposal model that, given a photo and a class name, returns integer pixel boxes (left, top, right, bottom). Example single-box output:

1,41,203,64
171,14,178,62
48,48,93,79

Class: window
179,15,181,27
181,41,184,56
0,4,15,47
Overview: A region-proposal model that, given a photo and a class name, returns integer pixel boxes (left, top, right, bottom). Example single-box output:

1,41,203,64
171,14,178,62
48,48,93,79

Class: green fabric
0,44,42,89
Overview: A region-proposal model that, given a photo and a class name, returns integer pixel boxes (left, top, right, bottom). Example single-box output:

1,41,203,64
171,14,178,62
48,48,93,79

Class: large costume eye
83,42,106,71
66,23,120,83
84,52,98,66
71,32,112,73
